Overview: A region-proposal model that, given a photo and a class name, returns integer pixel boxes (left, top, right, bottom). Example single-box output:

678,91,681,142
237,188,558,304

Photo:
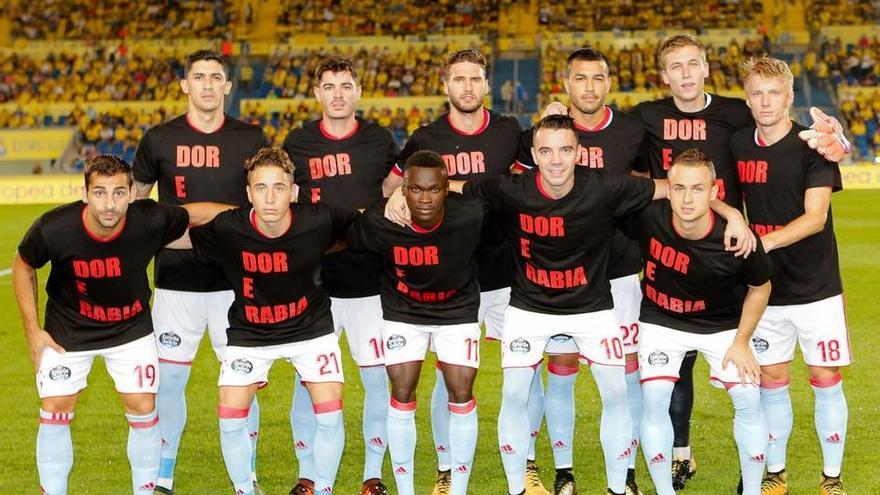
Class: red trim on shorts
448,399,477,415
547,363,579,376
358,364,386,369
484,336,500,342
390,398,416,412
840,293,853,363
760,378,790,389
447,109,490,136
531,358,545,370
158,358,193,366
217,405,250,419
710,377,747,390
809,373,842,388
186,113,226,134
81,206,127,243
129,415,160,429
319,119,359,141
313,399,343,414
625,360,640,374
640,375,679,384
435,361,444,370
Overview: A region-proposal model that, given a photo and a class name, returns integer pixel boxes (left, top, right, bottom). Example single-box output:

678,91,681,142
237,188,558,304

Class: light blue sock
449,400,478,495
498,367,535,495
431,366,451,471
291,373,317,481
545,364,577,469
387,399,417,495
527,365,545,461
640,380,675,495
360,366,389,481
760,383,792,473
156,362,191,490
728,385,767,495
812,377,847,477
591,364,632,494
313,402,345,494
218,409,254,495
126,409,161,494
37,410,74,495
248,397,259,482
625,365,642,469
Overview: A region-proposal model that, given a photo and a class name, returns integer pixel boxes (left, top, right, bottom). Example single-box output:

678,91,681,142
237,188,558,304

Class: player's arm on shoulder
711,200,756,258
382,171,404,197
760,186,832,253
12,252,64,370
541,101,568,118
183,202,236,226
133,180,155,200
799,107,851,162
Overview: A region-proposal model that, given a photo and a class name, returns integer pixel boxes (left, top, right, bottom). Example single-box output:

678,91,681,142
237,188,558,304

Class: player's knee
121,393,155,415
446,387,474,404
808,365,840,383
760,363,791,384
548,352,579,367
41,395,77,414
390,386,417,404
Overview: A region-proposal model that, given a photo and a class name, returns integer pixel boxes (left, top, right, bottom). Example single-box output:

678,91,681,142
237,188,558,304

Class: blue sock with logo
449,399,478,495
313,401,345,494
431,366,451,471
126,409,161,494
360,366,389,481
498,367,535,495
387,398,417,495
527,366,544,461
545,363,577,469
290,373,317,482
218,407,254,495
640,380,675,495
37,410,74,495
156,362,191,490
812,376,847,477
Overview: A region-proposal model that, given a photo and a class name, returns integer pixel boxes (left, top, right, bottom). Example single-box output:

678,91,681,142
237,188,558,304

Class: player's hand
723,340,761,386
799,107,851,163
26,329,65,371
723,214,757,258
384,186,411,227
541,102,568,119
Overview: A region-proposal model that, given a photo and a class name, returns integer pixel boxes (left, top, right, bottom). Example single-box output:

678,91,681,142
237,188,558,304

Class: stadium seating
806,0,880,34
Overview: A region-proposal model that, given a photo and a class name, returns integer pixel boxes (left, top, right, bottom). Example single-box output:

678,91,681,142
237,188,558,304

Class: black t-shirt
189,206,355,347
516,107,645,279
626,201,771,334
18,200,189,351
132,114,267,292
633,94,752,210
395,109,522,291
347,194,484,325
729,123,843,305
283,118,398,298
463,167,655,315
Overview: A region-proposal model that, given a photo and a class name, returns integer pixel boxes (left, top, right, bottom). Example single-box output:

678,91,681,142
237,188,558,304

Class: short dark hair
670,148,716,181
404,150,446,173
185,49,229,78
314,56,359,84
84,155,133,188
244,147,295,179
442,49,488,80
532,114,577,144
566,46,610,75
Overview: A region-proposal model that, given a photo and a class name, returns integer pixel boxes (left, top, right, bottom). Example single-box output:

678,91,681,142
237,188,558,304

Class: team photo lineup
4,3,878,495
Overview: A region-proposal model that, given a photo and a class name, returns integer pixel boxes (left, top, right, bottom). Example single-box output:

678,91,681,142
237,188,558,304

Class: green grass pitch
0,190,878,494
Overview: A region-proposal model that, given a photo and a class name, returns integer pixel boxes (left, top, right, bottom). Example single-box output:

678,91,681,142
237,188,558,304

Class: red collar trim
574,106,613,132
250,208,293,239
81,206,126,243
754,128,768,147
185,113,225,134
672,209,715,241
409,214,443,234
319,119,359,141
447,108,490,136
535,173,557,200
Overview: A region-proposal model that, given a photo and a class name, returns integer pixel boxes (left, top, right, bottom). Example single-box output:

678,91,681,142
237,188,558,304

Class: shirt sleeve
740,240,772,287
158,203,190,246
393,133,419,177
189,217,221,265
462,175,509,213
804,146,843,192
605,174,656,218
17,218,50,268
513,128,536,171
131,130,159,184
329,205,359,246
346,204,386,254
384,131,401,176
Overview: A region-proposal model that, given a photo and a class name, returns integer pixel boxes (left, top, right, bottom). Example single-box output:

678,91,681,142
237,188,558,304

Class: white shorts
37,335,159,398
218,333,344,387
480,287,511,341
638,322,756,385
751,294,851,367
331,295,384,367
544,275,642,357
152,288,234,364
383,320,481,369
501,307,623,368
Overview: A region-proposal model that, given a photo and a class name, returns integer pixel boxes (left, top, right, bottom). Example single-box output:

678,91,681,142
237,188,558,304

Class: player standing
13,156,189,495
177,148,350,495
731,57,850,495
348,150,487,495
627,149,771,495
517,47,647,495
383,48,549,495
282,56,398,495
131,50,268,495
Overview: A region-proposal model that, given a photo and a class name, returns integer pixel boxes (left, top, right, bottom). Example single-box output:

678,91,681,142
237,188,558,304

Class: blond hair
741,56,794,90
657,34,706,68
670,148,716,182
